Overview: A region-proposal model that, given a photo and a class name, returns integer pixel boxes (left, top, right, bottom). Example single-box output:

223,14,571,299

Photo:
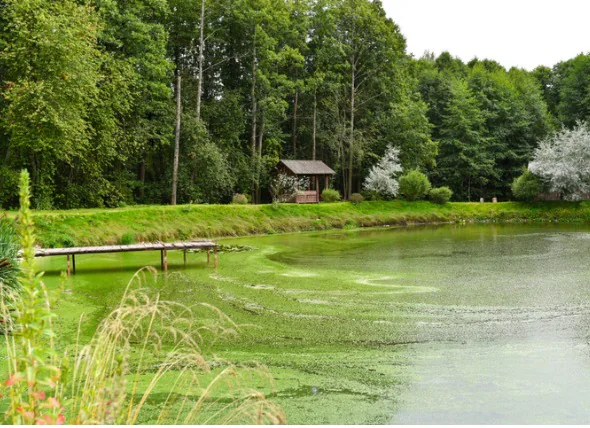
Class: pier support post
214,246,218,269
163,249,168,272
72,254,76,275
207,249,210,265
67,254,71,277
183,250,187,267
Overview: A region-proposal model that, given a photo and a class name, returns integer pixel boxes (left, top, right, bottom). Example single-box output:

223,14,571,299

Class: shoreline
12,200,590,248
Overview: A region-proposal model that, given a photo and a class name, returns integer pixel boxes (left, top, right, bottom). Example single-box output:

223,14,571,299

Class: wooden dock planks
32,241,218,275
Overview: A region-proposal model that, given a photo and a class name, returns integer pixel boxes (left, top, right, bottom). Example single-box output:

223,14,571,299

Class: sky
382,0,590,70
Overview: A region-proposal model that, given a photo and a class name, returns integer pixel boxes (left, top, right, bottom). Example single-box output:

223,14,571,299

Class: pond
40,223,590,424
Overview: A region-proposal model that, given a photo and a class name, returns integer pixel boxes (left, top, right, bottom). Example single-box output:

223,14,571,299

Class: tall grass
0,170,285,425
0,213,20,291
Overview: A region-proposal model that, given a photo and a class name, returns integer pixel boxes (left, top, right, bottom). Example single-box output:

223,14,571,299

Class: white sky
382,0,590,70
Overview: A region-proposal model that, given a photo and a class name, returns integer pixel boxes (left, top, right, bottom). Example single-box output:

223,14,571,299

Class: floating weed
355,276,439,294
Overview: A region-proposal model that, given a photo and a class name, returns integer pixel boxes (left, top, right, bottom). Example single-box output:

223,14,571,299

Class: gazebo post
315,176,319,202
325,175,329,190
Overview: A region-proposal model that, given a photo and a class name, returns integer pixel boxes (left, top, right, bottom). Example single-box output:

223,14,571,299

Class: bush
231,193,248,205
270,174,308,204
511,169,543,201
119,232,135,245
429,187,453,204
349,193,364,204
398,169,431,201
321,188,341,203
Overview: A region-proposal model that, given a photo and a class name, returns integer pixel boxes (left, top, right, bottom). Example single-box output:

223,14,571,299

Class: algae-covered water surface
40,223,590,424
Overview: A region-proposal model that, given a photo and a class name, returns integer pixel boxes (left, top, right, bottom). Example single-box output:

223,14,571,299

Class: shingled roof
278,160,335,175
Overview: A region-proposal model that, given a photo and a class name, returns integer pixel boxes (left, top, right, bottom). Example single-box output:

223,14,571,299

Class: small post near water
214,244,218,269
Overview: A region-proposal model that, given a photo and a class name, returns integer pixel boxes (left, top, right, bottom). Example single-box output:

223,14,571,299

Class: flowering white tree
269,173,309,203
529,122,590,201
363,146,403,198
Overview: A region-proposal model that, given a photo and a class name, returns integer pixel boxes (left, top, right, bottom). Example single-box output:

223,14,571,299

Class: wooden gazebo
277,160,336,203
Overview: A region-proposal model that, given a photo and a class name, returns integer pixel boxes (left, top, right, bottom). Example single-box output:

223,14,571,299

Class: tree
363,146,403,199
0,0,104,208
556,54,590,128
529,122,590,200
432,77,495,201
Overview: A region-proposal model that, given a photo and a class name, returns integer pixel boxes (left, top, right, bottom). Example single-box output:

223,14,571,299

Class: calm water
40,223,590,424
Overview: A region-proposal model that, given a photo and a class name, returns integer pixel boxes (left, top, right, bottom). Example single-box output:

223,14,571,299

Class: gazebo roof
279,160,335,175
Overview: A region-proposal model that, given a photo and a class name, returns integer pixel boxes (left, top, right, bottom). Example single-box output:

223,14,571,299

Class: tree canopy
0,0,585,208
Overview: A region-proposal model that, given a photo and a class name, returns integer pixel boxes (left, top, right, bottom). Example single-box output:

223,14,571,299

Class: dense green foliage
321,188,341,202
0,0,587,208
398,169,431,201
511,169,543,201
429,187,453,204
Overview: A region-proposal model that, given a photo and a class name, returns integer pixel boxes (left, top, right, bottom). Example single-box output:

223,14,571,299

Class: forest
0,0,589,209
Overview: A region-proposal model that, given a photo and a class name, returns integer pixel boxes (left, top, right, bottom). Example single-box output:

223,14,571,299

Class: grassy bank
8,200,590,247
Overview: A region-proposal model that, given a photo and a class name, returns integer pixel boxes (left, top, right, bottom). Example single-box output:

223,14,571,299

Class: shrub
349,193,364,204
120,231,135,245
269,174,308,203
398,169,432,201
429,187,453,204
511,169,543,201
321,188,341,203
231,193,248,205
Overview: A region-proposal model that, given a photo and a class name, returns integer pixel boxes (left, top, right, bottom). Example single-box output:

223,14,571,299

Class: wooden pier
33,241,218,275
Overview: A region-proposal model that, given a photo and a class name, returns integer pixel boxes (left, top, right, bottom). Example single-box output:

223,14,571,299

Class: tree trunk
171,72,182,205
256,111,265,204
292,90,298,157
196,0,205,121
139,159,146,200
250,27,258,203
312,88,317,160
348,55,355,200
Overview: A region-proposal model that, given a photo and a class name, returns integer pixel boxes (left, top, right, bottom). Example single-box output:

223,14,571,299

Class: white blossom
363,146,403,198
270,173,309,203
529,122,590,201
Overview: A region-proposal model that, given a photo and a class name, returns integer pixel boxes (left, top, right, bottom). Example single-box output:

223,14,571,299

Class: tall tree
0,0,104,207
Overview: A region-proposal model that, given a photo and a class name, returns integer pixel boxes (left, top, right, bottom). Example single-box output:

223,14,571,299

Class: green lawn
6,200,590,248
